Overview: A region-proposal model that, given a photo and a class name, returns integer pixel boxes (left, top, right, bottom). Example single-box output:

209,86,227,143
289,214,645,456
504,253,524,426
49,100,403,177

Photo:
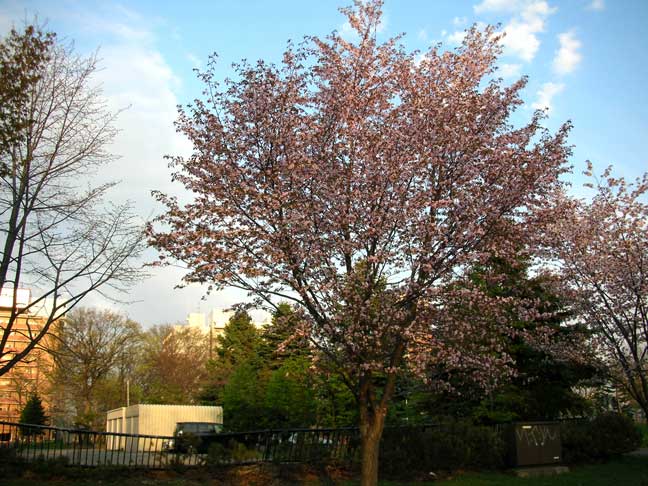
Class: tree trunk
360,416,385,486
357,341,404,486
358,374,389,486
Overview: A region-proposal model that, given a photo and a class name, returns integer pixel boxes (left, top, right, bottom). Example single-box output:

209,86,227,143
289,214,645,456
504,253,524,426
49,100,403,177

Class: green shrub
637,422,648,448
0,446,22,477
379,421,506,478
230,440,260,462
590,412,642,457
0,445,18,462
168,452,190,473
19,394,48,433
461,423,507,469
206,441,231,465
15,455,70,478
562,413,642,463
206,438,260,465
302,443,331,465
561,420,594,464
378,428,421,479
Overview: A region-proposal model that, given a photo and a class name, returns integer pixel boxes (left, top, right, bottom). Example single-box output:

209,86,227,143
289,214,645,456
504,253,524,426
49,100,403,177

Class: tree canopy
49,307,141,428
149,2,572,483
20,393,47,425
0,25,54,178
19,393,48,435
549,165,648,418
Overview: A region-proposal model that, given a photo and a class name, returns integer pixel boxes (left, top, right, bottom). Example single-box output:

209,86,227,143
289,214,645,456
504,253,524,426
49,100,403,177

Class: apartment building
0,288,55,423
186,308,235,337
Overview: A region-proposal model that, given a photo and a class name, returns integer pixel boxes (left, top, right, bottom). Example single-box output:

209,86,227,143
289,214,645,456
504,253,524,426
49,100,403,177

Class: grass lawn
375,456,648,486
1,456,646,485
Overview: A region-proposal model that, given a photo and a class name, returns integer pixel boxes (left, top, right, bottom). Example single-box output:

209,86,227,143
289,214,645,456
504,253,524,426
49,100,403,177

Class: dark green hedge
561,412,642,463
379,421,506,479
378,412,641,477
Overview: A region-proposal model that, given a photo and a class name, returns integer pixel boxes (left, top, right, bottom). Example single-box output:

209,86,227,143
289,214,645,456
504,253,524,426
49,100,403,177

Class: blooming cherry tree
552,165,648,417
149,2,571,483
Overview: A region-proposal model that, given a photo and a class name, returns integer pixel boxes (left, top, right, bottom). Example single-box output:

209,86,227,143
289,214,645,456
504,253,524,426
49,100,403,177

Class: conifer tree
19,393,48,435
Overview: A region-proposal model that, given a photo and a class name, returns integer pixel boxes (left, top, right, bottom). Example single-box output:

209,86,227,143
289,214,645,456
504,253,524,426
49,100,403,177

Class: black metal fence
1,420,585,470
0,421,361,468
0,421,178,467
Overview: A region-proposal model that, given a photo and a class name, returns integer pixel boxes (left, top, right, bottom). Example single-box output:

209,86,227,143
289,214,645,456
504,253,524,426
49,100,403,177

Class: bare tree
137,324,210,405
48,307,141,428
0,25,145,377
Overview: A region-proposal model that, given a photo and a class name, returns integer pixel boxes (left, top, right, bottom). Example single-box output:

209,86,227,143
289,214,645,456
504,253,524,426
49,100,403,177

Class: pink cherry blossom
148,2,572,484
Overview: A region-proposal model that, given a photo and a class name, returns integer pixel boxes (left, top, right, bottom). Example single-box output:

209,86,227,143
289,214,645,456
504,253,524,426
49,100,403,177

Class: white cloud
0,13,12,33
0,0,41,34
64,5,156,45
377,14,388,33
339,21,357,40
108,264,270,328
503,2,556,62
473,0,556,63
0,3,266,327
474,0,520,14
59,11,201,325
100,21,154,44
447,30,467,45
532,81,564,112
93,45,188,207
553,31,582,75
86,14,274,327
500,63,522,78
453,16,468,26
339,13,387,41
587,0,605,11
0,5,188,243
445,21,488,46
186,52,202,69
417,28,428,41
501,18,542,62
520,0,556,21
3,3,189,204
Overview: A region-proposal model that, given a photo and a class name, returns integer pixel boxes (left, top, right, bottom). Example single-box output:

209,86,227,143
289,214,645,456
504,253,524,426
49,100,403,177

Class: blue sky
1,0,646,325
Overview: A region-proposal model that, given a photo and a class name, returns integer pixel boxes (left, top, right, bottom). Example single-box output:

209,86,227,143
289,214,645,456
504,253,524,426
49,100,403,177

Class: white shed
105,404,223,451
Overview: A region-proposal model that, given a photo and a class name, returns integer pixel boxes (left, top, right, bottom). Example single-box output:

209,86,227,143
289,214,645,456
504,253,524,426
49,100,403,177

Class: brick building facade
0,288,55,423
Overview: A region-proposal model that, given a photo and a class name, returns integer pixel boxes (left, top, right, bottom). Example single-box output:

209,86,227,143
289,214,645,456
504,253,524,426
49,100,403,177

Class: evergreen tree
314,371,358,428
20,393,48,425
198,310,261,405
200,304,358,429
216,310,260,367
264,355,317,428
260,302,310,367
423,257,598,423
221,359,267,431
475,258,596,421
19,394,48,435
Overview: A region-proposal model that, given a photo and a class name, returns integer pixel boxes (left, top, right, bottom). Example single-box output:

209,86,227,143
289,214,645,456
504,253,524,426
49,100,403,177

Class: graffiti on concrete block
516,425,558,447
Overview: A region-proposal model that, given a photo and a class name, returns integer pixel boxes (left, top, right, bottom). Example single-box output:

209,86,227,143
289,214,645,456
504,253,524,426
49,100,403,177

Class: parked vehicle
165,421,223,453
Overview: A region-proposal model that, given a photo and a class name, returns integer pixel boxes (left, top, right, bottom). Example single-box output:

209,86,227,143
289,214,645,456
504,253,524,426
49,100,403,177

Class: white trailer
105,404,223,451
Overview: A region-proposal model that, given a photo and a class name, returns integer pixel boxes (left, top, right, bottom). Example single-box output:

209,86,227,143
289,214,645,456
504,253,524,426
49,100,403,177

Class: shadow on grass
1,455,646,485
366,456,648,486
